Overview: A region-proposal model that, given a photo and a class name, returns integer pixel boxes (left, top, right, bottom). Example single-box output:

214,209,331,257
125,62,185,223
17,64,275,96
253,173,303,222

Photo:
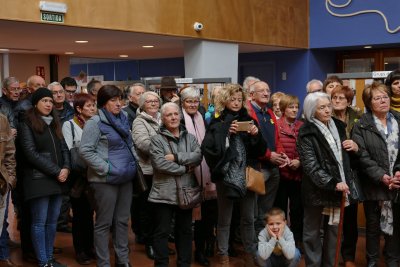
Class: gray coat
131,111,160,175
148,125,202,205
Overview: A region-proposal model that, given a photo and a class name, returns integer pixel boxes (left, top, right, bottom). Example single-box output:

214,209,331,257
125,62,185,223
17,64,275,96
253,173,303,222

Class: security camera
193,22,204,32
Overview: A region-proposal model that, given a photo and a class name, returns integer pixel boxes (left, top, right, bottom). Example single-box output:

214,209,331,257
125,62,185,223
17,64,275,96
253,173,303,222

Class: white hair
138,91,162,110
306,79,323,93
160,102,181,122
180,87,200,102
243,76,260,92
303,92,330,122
47,81,63,91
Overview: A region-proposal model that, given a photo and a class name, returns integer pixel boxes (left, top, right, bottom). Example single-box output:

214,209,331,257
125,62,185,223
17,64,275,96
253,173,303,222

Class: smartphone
236,121,253,132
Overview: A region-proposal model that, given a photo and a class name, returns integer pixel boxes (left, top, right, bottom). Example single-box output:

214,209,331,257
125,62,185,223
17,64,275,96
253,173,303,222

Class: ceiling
0,19,293,63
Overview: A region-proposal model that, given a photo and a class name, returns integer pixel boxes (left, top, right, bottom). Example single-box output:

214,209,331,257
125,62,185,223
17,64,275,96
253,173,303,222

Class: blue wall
310,0,400,48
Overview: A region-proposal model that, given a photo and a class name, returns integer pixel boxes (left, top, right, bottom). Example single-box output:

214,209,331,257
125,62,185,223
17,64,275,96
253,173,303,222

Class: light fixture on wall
364,45,372,49
39,1,67,13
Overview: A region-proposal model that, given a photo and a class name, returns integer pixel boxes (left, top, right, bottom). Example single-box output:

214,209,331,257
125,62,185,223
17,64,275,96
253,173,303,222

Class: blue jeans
30,194,63,265
0,192,10,260
257,248,301,267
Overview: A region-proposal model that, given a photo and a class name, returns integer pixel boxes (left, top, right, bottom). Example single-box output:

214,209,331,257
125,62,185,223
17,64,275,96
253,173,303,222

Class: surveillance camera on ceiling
193,22,204,32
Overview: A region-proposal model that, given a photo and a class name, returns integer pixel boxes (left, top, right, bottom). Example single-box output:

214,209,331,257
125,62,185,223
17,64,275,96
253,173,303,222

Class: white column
184,40,238,83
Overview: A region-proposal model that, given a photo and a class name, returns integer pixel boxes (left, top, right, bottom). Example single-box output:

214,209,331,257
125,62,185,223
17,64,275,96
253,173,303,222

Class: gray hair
306,79,323,93
2,77,19,89
303,92,331,122
138,91,162,110
47,81,63,91
160,102,181,123
126,83,146,95
249,80,268,93
243,76,260,92
180,87,200,102
87,79,101,94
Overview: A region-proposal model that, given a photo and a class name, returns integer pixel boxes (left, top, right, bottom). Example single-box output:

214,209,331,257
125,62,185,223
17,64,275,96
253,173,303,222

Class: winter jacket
351,111,400,201
123,102,138,128
148,125,202,205
297,118,359,207
79,109,136,184
56,101,74,123
18,115,70,201
131,111,160,175
277,118,303,181
0,100,16,129
202,108,267,197
0,114,16,192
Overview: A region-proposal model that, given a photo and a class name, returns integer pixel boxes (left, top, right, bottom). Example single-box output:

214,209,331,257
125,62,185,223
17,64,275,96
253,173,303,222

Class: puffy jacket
148,125,202,205
131,111,160,175
351,111,400,201
297,118,358,207
277,118,303,181
79,109,136,184
18,115,70,201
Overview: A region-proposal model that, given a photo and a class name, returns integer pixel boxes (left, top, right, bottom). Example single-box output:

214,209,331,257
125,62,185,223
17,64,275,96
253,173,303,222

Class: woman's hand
57,168,69,183
248,124,259,136
229,120,239,134
336,181,350,194
342,140,358,152
164,154,175,162
381,174,392,187
288,159,300,170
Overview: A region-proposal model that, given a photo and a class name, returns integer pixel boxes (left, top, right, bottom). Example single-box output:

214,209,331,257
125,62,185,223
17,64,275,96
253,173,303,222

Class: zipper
48,126,59,164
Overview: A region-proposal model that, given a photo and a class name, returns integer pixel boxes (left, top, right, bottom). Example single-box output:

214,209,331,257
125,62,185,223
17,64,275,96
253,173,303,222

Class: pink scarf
182,109,216,201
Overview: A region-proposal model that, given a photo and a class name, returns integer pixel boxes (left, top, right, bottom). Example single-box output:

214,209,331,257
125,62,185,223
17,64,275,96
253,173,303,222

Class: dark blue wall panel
139,58,185,78
115,61,139,81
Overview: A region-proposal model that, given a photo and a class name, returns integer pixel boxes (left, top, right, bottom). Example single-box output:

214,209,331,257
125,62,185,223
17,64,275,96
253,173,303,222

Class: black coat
297,118,359,207
18,118,70,201
351,111,400,201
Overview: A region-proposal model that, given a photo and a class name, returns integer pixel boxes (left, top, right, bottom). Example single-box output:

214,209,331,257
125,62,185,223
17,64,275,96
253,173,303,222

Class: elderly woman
180,87,217,266
331,85,362,267
274,94,303,247
352,81,400,267
149,102,202,267
62,93,97,265
18,88,70,267
131,91,162,259
385,69,400,112
297,92,359,267
202,84,266,267
79,85,137,267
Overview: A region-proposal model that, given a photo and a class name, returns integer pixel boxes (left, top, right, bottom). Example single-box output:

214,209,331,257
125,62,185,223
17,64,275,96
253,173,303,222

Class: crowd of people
1,70,400,267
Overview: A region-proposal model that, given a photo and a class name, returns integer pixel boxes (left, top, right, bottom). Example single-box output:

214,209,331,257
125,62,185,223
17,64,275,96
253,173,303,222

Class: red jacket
277,117,303,181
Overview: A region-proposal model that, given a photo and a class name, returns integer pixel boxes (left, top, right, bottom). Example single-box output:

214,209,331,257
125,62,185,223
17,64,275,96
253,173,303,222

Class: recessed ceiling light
0,48,10,52
75,40,88,43
385,62,388,64
142,45,154,48
65,52,74,55
119,55,129,58
364,45,372,49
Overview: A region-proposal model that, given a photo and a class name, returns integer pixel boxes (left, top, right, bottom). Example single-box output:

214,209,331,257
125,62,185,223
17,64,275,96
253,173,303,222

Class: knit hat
160,76,177,90
32,87,53,106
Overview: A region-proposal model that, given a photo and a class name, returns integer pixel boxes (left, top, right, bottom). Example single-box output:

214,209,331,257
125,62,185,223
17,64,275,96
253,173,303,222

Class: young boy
257,207,301,267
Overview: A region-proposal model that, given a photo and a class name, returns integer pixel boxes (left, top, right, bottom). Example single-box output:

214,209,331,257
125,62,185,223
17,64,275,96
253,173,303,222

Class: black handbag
69,121,87,173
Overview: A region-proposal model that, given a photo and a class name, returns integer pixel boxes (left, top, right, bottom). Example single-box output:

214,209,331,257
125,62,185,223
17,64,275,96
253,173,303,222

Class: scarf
73,114,85,129
311,118,348,225
41,115,53,125
101,108,133,146
182,109,216,201
373,112,399,235
390,96,400,112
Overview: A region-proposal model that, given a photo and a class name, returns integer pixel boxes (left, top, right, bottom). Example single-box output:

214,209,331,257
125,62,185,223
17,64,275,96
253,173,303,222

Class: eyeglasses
52,90,65,95
254,89,271,94
184,100,200,105
332,96,346,101
145,100,159,104
8,87,21,93
372,95,389,102
65,90,76,96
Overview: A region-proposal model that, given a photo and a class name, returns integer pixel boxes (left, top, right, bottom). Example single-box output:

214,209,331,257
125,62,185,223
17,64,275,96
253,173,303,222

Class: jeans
0,192,10,260
256,248,301,267
30,194,63,266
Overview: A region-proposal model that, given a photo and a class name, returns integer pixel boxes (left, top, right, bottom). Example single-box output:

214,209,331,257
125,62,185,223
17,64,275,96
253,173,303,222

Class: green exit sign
41,12,64,23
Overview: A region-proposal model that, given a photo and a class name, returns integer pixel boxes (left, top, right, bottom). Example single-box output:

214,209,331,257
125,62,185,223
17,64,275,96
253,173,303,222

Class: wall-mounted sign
36,66,45,79
372,71,391,78
41,12,64,23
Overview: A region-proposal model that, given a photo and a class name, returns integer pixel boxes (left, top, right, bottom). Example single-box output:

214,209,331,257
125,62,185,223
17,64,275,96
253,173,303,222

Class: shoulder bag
245,166,266,195
69,121,87,173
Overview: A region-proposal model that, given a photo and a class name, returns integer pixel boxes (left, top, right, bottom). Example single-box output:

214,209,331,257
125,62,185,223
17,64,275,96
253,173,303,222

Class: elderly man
306,79,323,94
123,83,146,127
87,79,102,98
48,82,74,123
247,81,289,234
159,77,180,105
60,77,78,106
0,77,19,136
0,114,20,267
